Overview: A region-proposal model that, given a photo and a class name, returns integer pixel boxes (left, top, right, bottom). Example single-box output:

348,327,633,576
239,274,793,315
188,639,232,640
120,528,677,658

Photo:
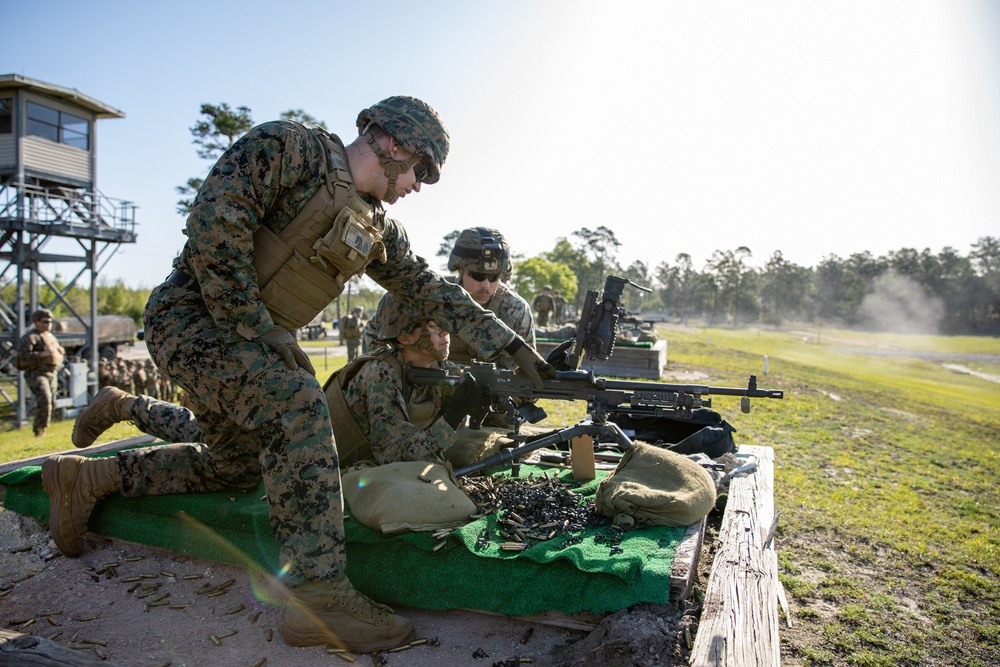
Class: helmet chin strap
402,323,448,363
364,130,421,205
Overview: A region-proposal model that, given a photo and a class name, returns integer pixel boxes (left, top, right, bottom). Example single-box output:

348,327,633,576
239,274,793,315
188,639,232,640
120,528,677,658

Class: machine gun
407,363,783,476
410,274,783,476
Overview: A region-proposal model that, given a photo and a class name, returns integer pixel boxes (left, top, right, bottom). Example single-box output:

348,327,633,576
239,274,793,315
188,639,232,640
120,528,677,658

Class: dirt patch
942,363,1000,384
0,506,710,667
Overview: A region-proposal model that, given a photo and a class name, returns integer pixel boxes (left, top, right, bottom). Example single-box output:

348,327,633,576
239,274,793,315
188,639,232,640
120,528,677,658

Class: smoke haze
859,271,944,334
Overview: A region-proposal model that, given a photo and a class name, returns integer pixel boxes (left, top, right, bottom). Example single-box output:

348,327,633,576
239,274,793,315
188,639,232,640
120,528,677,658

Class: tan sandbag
594,440,717,527
442,426,512,469
342,461,476,534
442,425,555,469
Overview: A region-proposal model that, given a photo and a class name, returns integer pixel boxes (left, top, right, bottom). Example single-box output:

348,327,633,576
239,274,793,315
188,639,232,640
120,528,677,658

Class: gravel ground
0,508,703,667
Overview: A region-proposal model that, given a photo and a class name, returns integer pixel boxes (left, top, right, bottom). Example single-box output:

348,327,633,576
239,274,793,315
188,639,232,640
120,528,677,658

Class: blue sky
4,0,999,288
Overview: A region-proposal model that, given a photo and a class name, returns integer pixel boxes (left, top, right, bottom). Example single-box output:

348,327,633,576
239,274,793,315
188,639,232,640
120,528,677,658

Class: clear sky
3,0,999,288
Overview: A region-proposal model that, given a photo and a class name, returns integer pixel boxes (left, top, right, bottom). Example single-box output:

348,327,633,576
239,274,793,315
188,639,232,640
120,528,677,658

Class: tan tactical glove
257,325,316,375
505,337,555,390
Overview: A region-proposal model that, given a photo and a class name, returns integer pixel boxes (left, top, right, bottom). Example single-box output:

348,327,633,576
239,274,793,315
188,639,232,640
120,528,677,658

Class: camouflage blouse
172,120,516,358
342,350,464,464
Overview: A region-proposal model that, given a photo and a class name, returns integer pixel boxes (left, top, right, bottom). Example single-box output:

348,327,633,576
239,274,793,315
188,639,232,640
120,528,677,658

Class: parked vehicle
51,315,137,360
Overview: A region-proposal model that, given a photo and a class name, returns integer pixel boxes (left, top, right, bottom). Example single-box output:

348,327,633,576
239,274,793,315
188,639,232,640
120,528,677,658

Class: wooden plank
671,517,707,602
690,445,780,667
0,435,160,504
0,627,121,665
0,435,159,478
467,608,605,632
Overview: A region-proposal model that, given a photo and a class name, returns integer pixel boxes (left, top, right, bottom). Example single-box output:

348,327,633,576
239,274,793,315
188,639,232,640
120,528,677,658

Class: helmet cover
357,96,450,184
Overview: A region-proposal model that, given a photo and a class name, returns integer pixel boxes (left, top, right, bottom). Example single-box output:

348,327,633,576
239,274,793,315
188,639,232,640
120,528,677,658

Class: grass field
662,325,1000,667
1,327,998,666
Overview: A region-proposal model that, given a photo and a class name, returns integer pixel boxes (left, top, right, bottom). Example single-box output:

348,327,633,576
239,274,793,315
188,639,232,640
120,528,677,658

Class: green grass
3,326,998,665
665,324,1000,666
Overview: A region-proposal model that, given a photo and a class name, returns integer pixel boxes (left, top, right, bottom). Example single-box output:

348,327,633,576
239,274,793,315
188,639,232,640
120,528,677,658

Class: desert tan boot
281,576,414,651
41,455,119,557
72,386,135,448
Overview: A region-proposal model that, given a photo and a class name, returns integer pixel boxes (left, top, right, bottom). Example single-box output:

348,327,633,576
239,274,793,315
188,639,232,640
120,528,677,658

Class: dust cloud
858,271,944,334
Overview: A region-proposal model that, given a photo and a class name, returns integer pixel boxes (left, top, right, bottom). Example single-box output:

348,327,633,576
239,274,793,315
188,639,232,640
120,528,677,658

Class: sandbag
342,461,476,534
442,425,554,469
595,441,717,527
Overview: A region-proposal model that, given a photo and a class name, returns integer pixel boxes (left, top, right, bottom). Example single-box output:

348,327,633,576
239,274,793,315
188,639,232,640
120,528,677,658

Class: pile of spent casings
460,472,619,552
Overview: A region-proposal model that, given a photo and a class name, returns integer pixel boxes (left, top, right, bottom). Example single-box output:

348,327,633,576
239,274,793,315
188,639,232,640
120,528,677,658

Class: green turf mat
2,456,684,616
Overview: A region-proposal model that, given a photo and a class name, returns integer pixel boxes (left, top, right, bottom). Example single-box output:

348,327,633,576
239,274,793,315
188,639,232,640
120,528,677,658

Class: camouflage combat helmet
356,96,450,185
448,227,512,275
32,308,54,322
374,293,429,342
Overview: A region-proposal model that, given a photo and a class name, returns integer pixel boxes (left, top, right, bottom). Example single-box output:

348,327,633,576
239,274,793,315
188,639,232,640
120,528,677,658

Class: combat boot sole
280,613,414,652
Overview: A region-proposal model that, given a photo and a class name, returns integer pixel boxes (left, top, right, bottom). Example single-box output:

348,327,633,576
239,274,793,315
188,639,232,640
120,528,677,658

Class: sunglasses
397,152,431,184
39,319,53,323
413,160,430,184
468,271,501,283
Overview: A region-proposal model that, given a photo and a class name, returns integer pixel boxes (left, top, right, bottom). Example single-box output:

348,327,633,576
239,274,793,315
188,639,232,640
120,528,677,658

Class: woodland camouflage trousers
128,283,345,585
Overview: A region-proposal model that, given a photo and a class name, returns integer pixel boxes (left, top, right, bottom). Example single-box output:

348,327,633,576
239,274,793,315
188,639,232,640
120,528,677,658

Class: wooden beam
0,435,159,503
0,628,122,665
0,435,159,478
690,445,780,666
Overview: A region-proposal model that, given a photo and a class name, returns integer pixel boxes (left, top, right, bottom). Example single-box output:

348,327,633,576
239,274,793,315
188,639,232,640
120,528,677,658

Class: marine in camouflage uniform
553,290,566,324
43,96,552,652
326,293,479,467
16,309,65,436
143,360,160,399
364,226,535,370
341,306,365,361
533,285,555,327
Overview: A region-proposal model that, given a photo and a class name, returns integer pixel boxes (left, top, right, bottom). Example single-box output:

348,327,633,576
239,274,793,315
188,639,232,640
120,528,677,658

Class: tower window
27,101,90,149
0,99,12,134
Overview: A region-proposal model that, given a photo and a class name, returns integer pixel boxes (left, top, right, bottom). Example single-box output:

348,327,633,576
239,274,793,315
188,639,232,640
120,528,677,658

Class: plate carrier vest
324,349,443,467
252,125,388,330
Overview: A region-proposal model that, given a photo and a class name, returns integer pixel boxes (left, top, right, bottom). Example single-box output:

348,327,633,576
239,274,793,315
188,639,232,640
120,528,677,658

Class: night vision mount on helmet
448,227,512,275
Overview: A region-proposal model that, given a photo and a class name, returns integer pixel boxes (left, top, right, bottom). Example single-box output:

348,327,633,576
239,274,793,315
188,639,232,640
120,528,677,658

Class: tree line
510,229,1000,335
168,103,1000,336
